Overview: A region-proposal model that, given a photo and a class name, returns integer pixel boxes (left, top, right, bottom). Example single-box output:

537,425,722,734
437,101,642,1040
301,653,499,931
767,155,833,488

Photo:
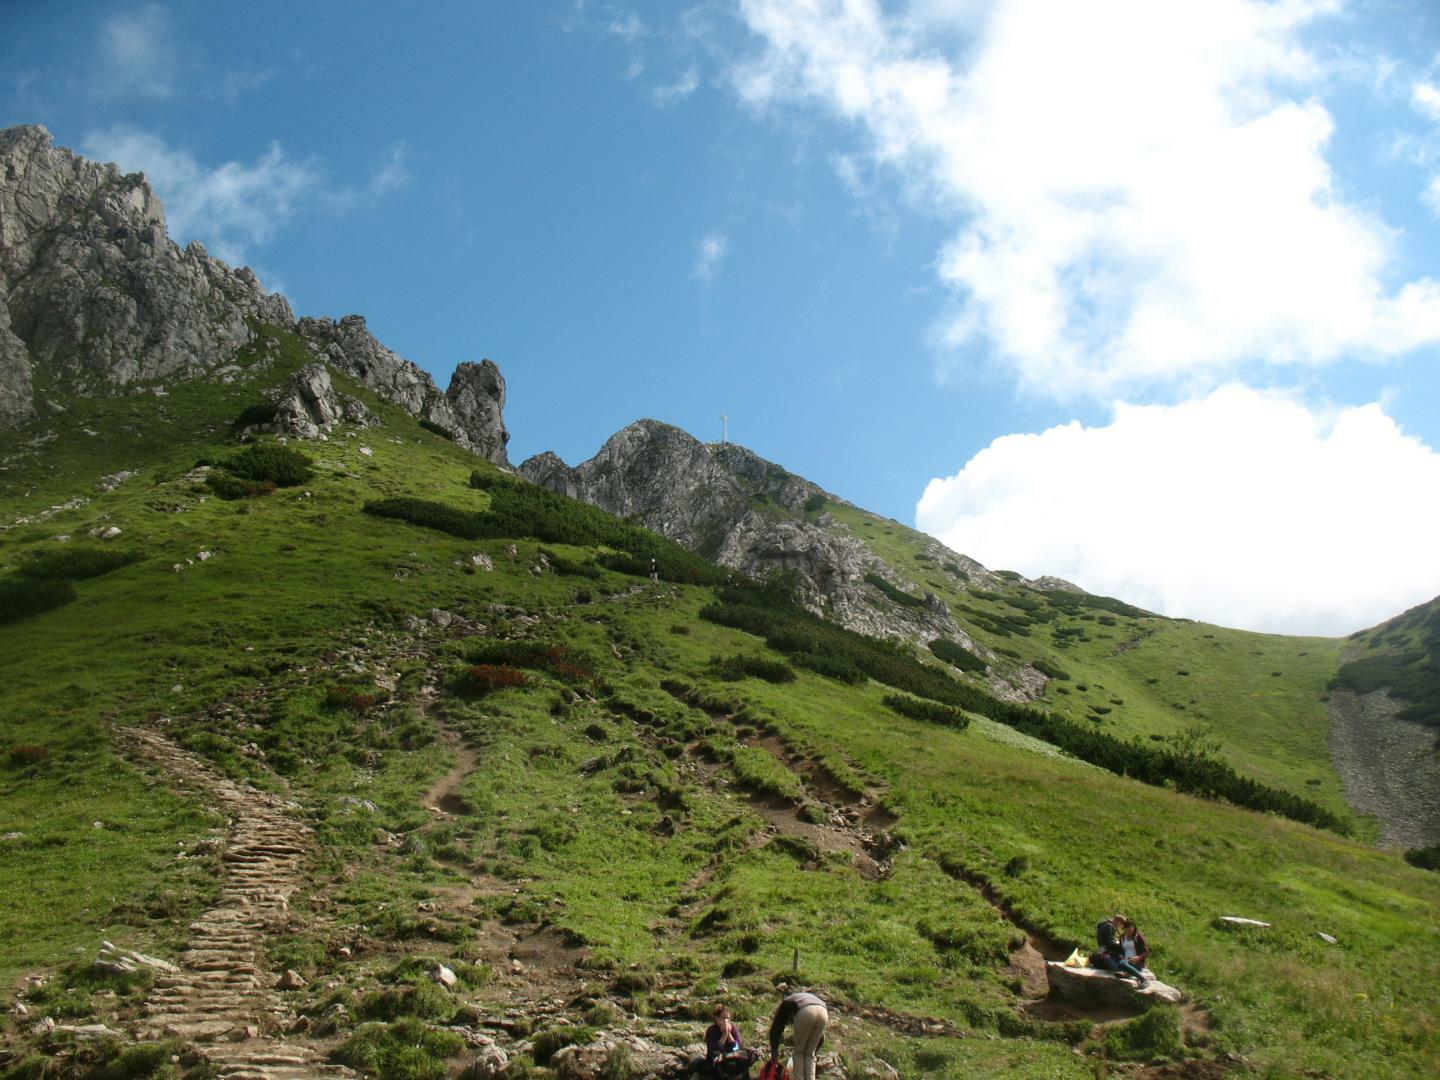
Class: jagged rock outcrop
296,317,508,464
520,419,975,649
0,125,292,416
0,124,510,464
253,363,376,440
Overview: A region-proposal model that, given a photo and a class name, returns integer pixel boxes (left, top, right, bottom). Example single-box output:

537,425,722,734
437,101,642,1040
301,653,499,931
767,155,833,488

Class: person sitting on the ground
704,1004,757,1078
1093,912,1147,984
1120,918,1150,977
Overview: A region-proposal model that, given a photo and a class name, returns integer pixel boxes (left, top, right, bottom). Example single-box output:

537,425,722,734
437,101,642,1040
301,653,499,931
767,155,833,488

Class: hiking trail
118,727,354,1079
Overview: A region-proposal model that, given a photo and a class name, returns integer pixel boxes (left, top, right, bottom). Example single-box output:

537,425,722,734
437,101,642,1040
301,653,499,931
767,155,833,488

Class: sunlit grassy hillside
2,336,1437,1079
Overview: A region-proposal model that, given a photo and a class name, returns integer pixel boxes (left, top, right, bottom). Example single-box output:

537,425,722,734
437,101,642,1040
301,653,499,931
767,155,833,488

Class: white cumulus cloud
693,231,731,283
915,386,1440,635
731,0,1440,397
82,126,319,267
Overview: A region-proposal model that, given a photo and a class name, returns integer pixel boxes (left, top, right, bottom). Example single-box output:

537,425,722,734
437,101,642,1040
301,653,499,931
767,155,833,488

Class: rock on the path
462,1044,510,1079
431,963,457,989
276,969,307,991
56,1023,122,1039
1045,962,1183,1007
96,940,180,975
550,1035,691,1080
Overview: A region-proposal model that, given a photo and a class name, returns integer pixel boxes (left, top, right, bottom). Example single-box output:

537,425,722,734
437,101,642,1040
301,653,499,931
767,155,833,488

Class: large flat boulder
1045,962,1183,1006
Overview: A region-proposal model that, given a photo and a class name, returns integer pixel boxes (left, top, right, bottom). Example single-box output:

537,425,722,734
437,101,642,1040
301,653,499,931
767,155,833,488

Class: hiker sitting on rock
1093,913,1147,984
704,1004,758,1078
1120,917,1150,974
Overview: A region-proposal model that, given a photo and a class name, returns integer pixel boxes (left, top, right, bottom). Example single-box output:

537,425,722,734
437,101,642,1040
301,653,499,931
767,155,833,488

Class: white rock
465,1044,510,1078
1318,932,1338,944
276,969,307,990
1219,916,1271,928
1045,962,1184,1006
359,446,373,456
431,963,458,989
197,550,213,561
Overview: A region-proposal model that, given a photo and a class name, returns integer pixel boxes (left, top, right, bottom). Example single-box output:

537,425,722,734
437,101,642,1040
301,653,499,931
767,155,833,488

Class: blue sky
4,0,1440,634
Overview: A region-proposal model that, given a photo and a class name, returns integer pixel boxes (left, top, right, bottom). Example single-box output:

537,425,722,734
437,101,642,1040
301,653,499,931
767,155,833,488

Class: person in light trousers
768,991,828,1080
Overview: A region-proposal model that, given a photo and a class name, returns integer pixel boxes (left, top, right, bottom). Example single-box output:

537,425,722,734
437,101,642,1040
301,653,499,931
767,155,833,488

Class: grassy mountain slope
819,502,1353,825
2,338,1439,1079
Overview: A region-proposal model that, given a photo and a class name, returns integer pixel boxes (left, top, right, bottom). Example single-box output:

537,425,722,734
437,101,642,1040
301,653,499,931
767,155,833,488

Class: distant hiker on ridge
1093,913,1147,984
767,990,828,1080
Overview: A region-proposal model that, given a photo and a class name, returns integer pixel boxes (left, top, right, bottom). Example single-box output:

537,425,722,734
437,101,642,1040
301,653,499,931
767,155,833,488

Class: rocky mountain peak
0,125,508,465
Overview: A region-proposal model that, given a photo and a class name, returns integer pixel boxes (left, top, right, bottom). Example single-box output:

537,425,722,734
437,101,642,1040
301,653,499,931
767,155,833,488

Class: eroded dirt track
118,727,353,1079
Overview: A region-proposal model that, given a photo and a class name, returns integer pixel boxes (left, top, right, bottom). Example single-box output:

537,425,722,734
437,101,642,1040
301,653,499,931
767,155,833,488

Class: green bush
1031,658,1071,680
803,493,827,513
532,1025,596,1065
0,578,76,624
221,444,314,486
865,572,925,607
357,981,453,1022
206,472,276,500
884,694,971,731
1102,1004,1183,1061
928,638,987,674
538,548,603,579
419,418,457,441
231,402,277,430
1405,844,1440,871
333,1018,466,1079
17,547,140,581
365,498,485,539
709,654,797,684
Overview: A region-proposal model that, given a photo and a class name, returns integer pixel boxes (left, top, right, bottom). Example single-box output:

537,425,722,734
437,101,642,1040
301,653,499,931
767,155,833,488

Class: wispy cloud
94,4,178,100
692,231,731,284
730,0,1440,399
81,126,318,267
653,66,700,107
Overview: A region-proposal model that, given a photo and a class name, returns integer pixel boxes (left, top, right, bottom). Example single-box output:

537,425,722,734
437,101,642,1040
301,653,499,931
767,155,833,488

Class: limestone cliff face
0,125,508,464
0,124,291,421
520,419,973,648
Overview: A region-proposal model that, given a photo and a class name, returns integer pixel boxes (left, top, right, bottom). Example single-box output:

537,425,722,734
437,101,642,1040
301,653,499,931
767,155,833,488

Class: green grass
3,349,1439,1078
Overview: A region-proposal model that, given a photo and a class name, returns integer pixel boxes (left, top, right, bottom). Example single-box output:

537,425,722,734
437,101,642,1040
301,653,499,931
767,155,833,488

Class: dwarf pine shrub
18,547,140,581
708,653,798,683
864,572,925,607
928,638,987,674
0,578,77,624
222,444,314,486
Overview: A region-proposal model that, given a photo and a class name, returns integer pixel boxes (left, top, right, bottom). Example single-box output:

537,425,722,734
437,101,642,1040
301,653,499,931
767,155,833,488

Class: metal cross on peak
720,413,729,445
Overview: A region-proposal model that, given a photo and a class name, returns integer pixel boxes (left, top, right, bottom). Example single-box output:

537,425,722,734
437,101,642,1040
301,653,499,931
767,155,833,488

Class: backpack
757,1061,790,1080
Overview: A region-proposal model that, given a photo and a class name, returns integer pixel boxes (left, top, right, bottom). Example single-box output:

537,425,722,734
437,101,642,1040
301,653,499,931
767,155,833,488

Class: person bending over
768,991,828,1080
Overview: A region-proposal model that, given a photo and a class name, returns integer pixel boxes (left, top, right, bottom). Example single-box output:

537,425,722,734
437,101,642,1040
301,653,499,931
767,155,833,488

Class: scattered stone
92,820,104,829
197,550,213,561
463,1044,510,1079
226,1023,259,1042
276,969,307,991
95,941,179,975
1318,932,1338,944
89,525,123,540
428,608,454,628
31,1017,55,1034
1219,916,1271,928
11,1002,27,1017
858,1061,901,1080
430,963,457,989
1,832,25,841
337,946,352,959
96,470,138,492
470,553,494,570
359,446,373,457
